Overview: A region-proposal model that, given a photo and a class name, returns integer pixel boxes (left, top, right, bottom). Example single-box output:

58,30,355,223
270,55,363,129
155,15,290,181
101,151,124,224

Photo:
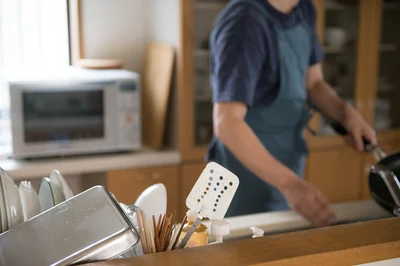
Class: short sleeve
210,5,267,107
307,0,324,66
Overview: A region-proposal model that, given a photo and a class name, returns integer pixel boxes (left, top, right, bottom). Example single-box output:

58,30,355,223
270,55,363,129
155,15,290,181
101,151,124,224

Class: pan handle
329,121,373,151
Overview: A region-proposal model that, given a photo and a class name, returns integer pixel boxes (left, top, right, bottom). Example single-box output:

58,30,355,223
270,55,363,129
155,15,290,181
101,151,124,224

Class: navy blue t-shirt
210,0,324,107
206,0,324,161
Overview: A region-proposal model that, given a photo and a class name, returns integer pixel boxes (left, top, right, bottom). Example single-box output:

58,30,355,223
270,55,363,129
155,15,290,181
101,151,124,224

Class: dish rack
0,162,241,265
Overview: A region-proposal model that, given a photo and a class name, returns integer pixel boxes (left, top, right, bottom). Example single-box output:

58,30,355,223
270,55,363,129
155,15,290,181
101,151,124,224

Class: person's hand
280,178,336,227
342,104,377,152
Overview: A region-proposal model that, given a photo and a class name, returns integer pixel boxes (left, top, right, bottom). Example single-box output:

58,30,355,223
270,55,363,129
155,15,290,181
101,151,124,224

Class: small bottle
179,209,209,248
209,219,230,245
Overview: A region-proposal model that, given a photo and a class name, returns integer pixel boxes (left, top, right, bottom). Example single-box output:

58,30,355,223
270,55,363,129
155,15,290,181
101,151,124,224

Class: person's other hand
280,178,336,227
342,105,377,152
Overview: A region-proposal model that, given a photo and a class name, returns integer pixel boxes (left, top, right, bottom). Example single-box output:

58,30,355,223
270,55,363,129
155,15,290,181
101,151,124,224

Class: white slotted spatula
178,162,239,248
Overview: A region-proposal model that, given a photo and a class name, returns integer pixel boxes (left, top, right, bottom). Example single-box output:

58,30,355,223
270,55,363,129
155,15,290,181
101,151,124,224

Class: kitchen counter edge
0,148,181,180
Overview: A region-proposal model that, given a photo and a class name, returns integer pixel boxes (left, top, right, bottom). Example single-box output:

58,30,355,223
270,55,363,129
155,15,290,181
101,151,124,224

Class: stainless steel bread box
0,186,140,266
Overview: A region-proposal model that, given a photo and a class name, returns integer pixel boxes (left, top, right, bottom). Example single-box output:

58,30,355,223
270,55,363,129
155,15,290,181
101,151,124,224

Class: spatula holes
208,182,211,186
210,169,214,174
229,182,233,186
218,195,221,198
216,199,219,202
224,186,228,190
201,195,204,199
214,188,217,191
219,176,223,180
216,182,220,186
204,191,207,195
206,187,209,191
197,199,201,203
213,209,216,212
209,177,213,181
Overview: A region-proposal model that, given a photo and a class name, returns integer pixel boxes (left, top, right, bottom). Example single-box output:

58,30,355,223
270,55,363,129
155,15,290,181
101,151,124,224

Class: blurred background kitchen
0,0,399,223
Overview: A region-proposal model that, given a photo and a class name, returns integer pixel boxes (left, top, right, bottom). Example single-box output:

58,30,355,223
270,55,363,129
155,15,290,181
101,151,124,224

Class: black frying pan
330,121,400,216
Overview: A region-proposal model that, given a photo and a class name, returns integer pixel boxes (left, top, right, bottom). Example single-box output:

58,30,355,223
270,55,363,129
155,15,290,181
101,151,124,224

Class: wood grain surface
86,217,400,266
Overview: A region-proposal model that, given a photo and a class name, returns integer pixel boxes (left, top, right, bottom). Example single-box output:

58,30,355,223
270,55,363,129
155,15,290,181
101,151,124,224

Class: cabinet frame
178,0,209,161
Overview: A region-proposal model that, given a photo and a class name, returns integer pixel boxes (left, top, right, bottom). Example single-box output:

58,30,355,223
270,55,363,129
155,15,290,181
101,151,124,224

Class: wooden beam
68,0,84,65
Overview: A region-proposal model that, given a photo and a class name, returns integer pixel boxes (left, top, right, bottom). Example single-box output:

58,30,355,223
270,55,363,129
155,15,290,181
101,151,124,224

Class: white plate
19,182,29,221
50,170,73,199
28,181,41,218
38,178,55,212
0,168,23,229
19,181,40,221
0,169,6,232
49,179,65,205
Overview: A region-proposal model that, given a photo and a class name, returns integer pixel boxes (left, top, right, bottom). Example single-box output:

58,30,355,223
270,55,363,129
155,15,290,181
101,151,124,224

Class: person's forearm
308,80,350,124
214,117,298,189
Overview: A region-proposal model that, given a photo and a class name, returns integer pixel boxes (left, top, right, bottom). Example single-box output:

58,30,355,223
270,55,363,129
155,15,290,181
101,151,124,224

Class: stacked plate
0,167,74,234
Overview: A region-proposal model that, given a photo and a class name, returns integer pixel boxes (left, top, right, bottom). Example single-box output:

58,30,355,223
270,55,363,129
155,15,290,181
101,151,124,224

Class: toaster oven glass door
23,89,104,143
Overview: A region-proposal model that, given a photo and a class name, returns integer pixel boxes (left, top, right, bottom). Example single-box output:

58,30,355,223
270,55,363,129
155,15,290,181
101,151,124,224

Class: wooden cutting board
141,42,174,150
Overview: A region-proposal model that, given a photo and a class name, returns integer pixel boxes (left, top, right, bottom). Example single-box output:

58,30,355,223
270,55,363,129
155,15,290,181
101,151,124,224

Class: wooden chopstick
148,220,156,254
142,212,190,253
141,212,152,254
135,210,148,254
152,215,161,252
156,214,162,234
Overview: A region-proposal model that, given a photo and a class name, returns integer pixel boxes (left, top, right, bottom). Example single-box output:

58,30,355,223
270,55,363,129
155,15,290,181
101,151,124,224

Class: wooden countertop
88,217,400,266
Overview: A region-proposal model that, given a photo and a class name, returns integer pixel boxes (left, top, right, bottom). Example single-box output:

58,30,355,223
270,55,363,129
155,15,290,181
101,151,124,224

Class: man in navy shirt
207,0,377,227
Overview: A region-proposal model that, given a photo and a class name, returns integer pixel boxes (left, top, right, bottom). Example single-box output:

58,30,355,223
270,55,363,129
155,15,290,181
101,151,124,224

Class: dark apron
210,0,313,217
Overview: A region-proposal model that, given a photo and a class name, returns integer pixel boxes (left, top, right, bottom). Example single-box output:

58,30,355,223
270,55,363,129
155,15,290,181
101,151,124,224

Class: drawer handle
151,172,161,180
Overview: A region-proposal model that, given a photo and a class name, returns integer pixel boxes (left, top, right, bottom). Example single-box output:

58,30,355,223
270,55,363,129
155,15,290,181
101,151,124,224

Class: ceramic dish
50,170,73,199
19,182,30,221
19,181,40,221
1,168,23,229
0,168,6,232
27,181,41,218
49,179,66,205
38,178,55,212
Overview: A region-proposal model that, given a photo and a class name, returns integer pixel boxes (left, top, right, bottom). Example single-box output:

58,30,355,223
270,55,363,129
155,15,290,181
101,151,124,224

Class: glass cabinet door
192,0,228,146
319,0,361,135
375,0,400,132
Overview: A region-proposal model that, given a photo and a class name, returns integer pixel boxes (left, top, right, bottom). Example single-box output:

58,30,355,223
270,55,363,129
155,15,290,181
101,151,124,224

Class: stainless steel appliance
8,67,142,159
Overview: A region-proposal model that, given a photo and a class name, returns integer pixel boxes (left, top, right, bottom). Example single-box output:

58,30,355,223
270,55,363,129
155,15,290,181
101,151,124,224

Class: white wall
81,0,146,72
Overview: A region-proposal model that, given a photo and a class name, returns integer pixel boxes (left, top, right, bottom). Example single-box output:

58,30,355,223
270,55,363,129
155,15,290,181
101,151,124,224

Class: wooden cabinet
107,165,179,214
178,162,207,217
179,0,400,156
306,148,363,203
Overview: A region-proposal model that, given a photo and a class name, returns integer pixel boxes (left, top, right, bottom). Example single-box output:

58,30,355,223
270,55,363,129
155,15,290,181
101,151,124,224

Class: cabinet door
372,0,400,136
180,0,229,161
308,0,371,148
179,162,207,217
307,148,363,203
361,140,400,199
107,166,179,214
